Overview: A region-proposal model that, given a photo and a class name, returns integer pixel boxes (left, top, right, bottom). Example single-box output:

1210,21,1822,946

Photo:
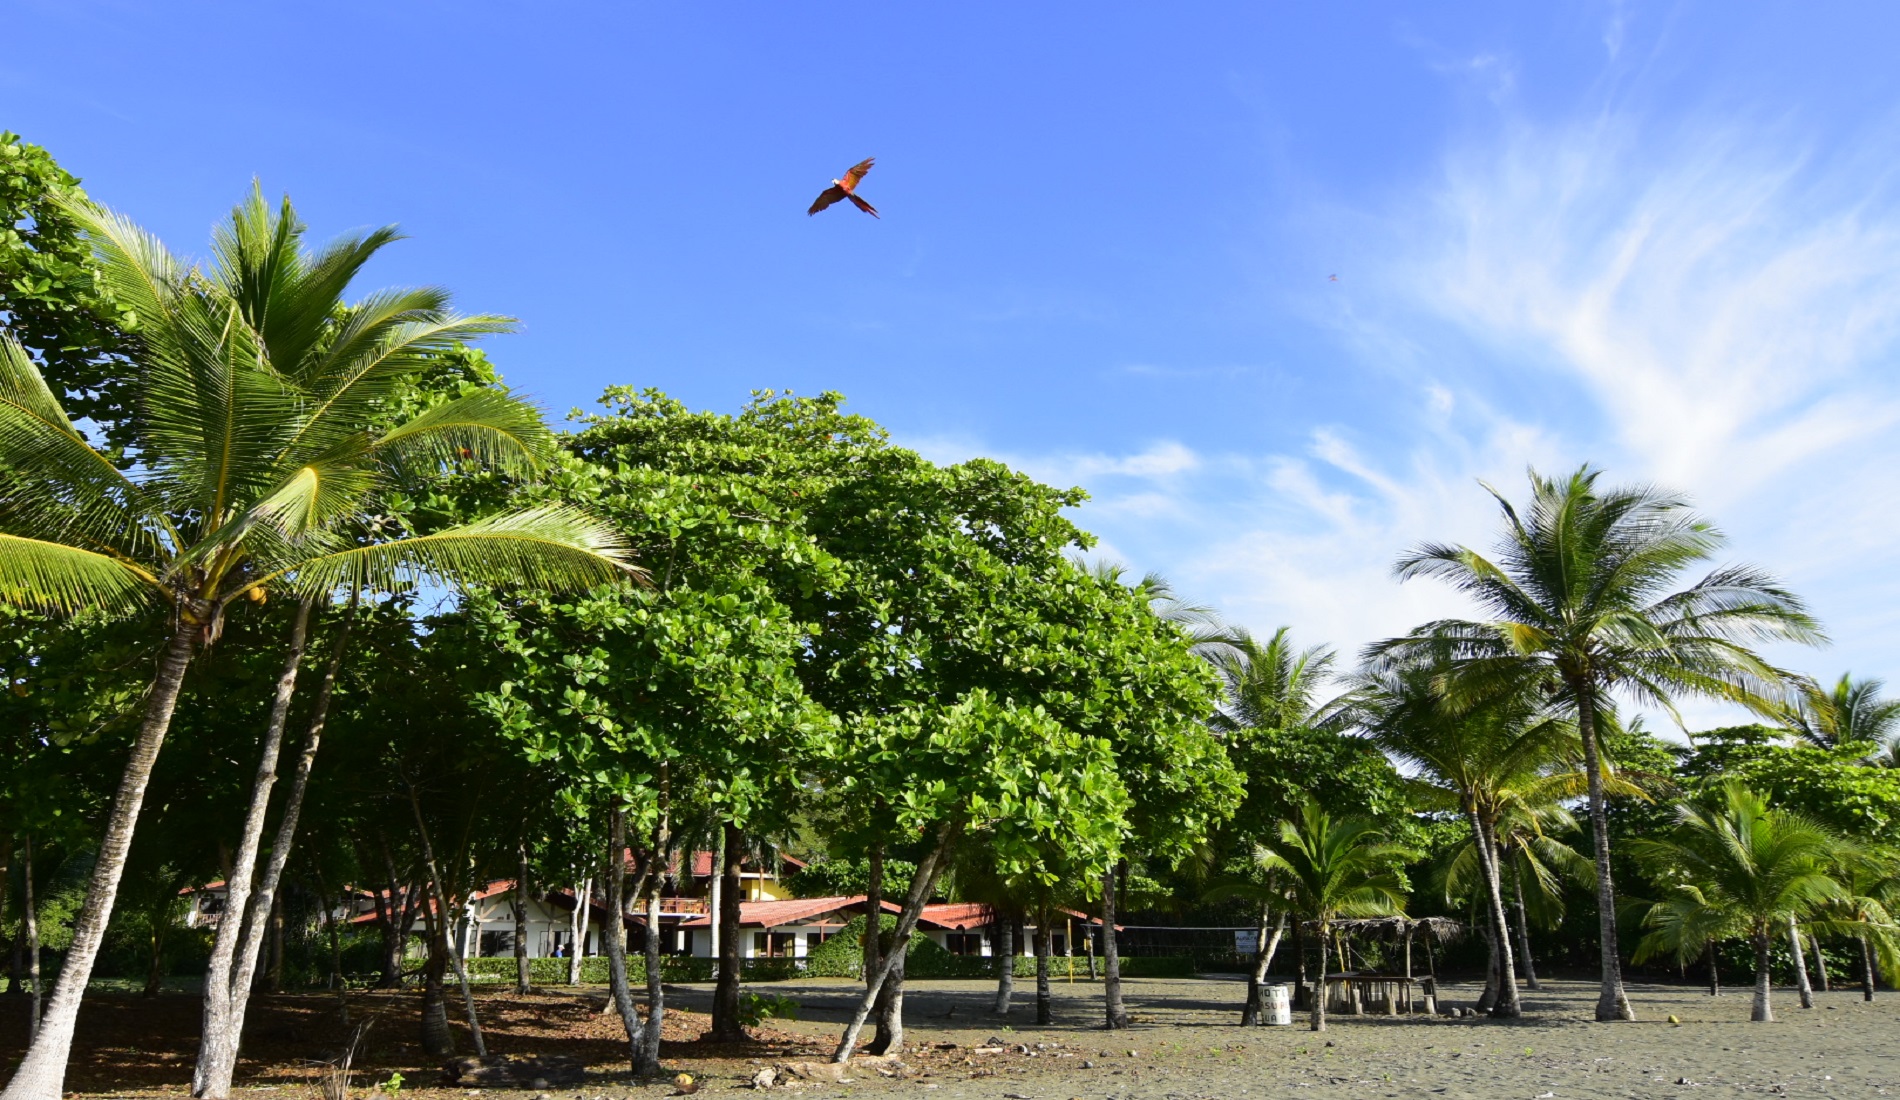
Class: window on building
751,931,797,956
946,933,984,956
478,930,516,957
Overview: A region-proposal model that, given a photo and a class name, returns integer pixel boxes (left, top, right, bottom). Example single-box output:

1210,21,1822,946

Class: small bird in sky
1328,274,1338,282
809,157,880,219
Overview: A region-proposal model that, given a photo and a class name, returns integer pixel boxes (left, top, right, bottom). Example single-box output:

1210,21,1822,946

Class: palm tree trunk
23,836,39,1040
602,808,646,1072
1292,918,1307,1008
1706,940,1720,997
1574,687,1635,1021
408,782,484,1057
514,841,531,995
1,619,196,1100
1750,932,1774,1022
1475,917,1497,1014
1788,917,1813,1010
193,599,312,1096
1310,917,1329,1032
1810,932,1829,991
1470,814,1520,1017
198,600,352,1096
1859,935,1876,1001
992,914,1014,1016
831,821,958,1063
1102,859,1130,1029
1510,858,1540,991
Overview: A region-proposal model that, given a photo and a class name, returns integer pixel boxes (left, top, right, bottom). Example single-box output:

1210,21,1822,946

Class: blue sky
10,1,1900,731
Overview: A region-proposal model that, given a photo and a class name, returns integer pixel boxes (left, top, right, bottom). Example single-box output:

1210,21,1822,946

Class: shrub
802,914,959,978
803,915,877,978
1116,955,1197,978
739,990,800,1026
462,953,801,985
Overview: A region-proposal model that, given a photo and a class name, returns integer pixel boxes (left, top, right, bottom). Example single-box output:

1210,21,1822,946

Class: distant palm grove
2,134,1898,1099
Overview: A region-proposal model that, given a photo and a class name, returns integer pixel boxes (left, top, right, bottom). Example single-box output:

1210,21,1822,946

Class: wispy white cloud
916,104,1900,733
1402,116,1900,502
1602,0,1629,60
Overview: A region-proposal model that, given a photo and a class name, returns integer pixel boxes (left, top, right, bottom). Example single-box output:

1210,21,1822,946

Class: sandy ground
718,975,1898,1099
3,974,1894,1098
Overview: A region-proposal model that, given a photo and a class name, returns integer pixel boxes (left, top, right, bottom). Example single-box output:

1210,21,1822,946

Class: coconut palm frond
368,389,553,478
0,533,162,616
0,335,176,557
274,505,640,598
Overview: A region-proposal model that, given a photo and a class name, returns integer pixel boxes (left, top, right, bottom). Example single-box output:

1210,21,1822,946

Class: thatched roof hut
1302,916,1466,980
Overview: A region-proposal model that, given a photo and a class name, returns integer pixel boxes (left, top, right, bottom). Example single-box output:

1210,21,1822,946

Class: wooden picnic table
1321,972,1437,1015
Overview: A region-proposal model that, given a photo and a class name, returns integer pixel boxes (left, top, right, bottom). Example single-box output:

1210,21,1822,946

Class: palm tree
1208,627,1339,737
1813,849,1900,1002
1479,802,1595,992
1084,559,1231,656
1082,560,1229,1030
1369,465,1821,1020
1631,782,1843,1022
1205,627,1339,1022
0,191,635,1100
1256,801,1413,1031
1777,673,1900,758
1348,667,1582,1018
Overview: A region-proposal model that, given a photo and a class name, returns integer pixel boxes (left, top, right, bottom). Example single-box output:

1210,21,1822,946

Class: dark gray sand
666,974,1897,1098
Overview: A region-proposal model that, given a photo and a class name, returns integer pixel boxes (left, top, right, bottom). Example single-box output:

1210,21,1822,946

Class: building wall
686,922,847,959
464,895,599,958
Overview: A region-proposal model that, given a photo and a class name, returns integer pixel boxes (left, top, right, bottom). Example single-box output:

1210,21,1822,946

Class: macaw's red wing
841,157,875,190
809,185,847,215
846,193,880,219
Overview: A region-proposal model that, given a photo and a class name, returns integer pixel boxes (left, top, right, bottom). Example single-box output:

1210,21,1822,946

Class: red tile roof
918,902,993,929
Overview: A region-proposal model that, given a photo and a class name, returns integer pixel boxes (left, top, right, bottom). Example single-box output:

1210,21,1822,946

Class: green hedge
466,956,613,984
463,954,803,985
795,915,1198,981
461,938,1196,986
